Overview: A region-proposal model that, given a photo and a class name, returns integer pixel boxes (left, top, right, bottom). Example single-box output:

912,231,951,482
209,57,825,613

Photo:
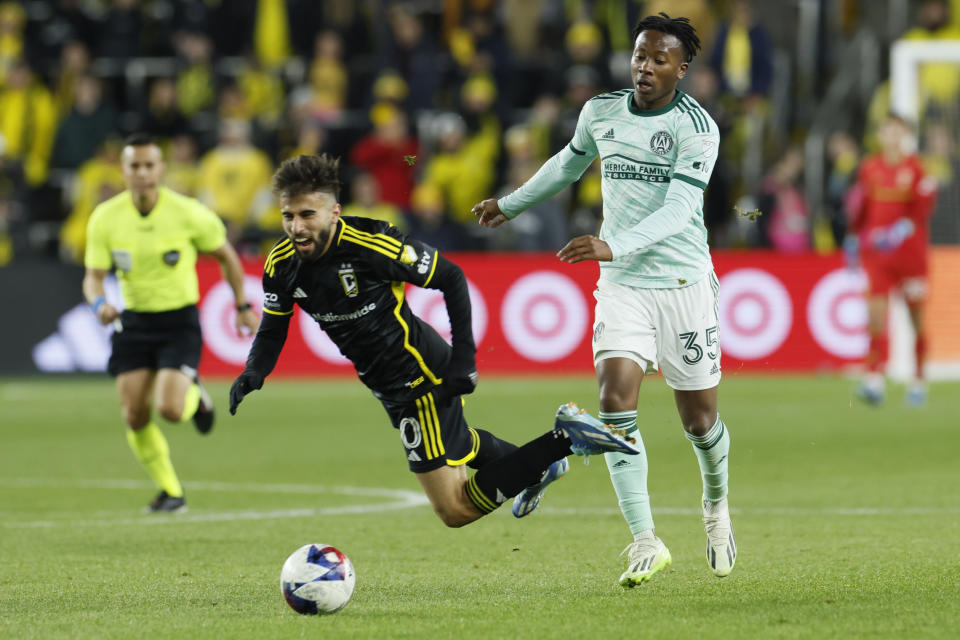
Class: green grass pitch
1,375,958,639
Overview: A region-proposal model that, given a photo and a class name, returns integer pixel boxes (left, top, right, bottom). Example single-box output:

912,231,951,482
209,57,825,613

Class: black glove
229,370,264,415
436,351,478,401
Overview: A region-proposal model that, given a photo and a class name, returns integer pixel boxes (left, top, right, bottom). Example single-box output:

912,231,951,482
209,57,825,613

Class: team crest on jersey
649,130,674,156
339,264,358,298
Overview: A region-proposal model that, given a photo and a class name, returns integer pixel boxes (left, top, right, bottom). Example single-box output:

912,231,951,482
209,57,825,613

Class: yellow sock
126,422,183,497
180,383,200,422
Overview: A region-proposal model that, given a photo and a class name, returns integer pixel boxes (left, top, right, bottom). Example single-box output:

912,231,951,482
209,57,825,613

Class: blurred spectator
921,121,959,242
164,134,200,198
23,0,98,70
526,94,565,161
51,75,117,171
488,124,569,251
52,40,91,118
563,65,600,136
422,110,498,232
709,0,772,103
562,21,613,92
283,123,326,160
58,136,124,263
237,55,285,130
0,60,57,186
197,119,274,241
756,147,810,252
141,78,189,143
306,30,348,123
341,172,406,230
643,1,717,53
0,1,25,85
686,66,735,245
825,131,860,247
406,182,466,251
254,0,292,71
349,103,419,209
175,32,215,116
385,5,445,114
0,132,25,265
97,0,142,59
902,0,960,107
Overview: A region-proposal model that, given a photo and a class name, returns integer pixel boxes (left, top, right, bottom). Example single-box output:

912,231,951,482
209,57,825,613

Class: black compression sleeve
245,311,291,377
424,254,475,358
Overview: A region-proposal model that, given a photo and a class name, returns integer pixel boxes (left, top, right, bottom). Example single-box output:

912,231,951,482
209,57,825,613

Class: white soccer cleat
618,530,672,588
702,497,736,577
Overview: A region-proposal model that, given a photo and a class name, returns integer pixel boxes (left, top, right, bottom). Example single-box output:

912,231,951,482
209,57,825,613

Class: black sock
465,430,572,514
467,428,519,469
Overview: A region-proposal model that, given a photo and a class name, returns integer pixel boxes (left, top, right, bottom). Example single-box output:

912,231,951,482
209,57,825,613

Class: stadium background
1,0,958,379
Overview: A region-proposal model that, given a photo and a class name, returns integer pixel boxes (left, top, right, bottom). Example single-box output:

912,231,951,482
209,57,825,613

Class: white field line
2,477,958,529
1,477,429,529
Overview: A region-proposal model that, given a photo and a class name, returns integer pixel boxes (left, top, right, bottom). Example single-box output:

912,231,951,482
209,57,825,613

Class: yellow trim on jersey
391,281,442,385
265,239,295,277
422,249,439,287
342,222,402,249
340,223,402,259
465,476,497,513
263,307,294,316
341,231,400,259
446,427,479,467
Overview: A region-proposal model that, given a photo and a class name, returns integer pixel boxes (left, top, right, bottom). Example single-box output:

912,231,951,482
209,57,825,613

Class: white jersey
499,89,720,289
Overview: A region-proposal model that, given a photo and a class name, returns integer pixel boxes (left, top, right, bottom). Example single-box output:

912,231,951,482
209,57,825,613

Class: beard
292,226,332,262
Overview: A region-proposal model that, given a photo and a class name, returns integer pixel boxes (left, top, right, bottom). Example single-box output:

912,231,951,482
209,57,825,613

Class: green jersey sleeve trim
568,143,586,155
673,173,708,190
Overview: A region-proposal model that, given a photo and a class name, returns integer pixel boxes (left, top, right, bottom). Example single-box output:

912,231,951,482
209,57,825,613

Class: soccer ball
280,543,356,615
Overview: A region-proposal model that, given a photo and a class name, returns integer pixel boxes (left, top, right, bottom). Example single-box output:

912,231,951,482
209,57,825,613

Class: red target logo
718,269,792,360
500,271,588,362
806,268,868,358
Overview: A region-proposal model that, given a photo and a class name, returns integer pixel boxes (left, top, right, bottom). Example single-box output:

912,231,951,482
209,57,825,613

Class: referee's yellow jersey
85,187,227,312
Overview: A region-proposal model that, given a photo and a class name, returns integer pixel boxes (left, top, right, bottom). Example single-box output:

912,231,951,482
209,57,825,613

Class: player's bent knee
123,407,150,430
155,403,182,423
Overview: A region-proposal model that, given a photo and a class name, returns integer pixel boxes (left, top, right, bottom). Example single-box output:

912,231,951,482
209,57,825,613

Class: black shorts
380,391,480,473
108,305,202,377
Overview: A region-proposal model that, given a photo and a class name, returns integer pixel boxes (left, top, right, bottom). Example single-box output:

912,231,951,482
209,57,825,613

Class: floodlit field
2,375,958,639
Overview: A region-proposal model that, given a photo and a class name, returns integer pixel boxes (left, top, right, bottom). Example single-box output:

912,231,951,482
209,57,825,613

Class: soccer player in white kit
473,13,735,586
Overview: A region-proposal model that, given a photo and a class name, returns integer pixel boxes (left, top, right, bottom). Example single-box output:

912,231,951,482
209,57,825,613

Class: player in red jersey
845,114,937,406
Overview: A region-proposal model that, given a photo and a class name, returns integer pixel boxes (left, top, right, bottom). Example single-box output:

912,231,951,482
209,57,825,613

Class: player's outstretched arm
229,311,290,414
424,254,478,398
472,198,509,228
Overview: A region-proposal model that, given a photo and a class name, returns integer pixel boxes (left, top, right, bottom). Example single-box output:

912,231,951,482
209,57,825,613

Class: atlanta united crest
650,130,674,156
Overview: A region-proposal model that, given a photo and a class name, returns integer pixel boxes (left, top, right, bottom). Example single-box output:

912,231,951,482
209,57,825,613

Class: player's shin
465,430,571,513
686,416,730,502
601,410,655,534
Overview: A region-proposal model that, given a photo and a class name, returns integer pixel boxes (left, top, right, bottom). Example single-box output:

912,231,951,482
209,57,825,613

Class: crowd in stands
0,0,957,267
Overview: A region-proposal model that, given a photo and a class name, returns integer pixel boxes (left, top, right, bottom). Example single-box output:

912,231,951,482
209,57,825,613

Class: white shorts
592,273,722,391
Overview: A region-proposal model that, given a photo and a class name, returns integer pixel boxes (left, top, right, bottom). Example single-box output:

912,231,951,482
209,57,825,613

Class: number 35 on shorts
678,326,718,366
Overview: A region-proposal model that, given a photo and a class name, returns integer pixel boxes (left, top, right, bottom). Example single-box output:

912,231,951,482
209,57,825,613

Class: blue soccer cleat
906,383,927,408
555,402,642,456
512,457,570,518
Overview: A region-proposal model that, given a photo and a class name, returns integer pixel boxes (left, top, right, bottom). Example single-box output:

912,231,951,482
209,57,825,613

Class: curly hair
631,13,701,63
272,154,342,199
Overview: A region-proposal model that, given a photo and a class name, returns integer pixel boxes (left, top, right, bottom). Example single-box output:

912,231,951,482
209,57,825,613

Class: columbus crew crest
339,264,358,297
650,130,674,156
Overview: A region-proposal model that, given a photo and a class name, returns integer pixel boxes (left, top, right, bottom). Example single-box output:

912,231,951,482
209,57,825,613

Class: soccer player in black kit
229,154,639,527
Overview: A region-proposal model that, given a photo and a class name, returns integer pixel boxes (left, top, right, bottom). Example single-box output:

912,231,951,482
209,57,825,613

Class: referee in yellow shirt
82,133,259,513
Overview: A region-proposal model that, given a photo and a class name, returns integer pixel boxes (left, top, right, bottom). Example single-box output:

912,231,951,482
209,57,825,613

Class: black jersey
261,217,453,401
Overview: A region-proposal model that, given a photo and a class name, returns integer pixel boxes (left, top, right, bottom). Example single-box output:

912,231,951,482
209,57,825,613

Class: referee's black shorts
108,305,202,377
381,390,480,473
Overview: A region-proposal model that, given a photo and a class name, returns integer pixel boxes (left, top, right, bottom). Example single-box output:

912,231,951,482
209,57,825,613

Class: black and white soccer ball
280,543,356,615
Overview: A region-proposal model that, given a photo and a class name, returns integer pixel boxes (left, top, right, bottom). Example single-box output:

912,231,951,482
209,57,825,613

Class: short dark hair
632,13,701,63
272,154,341,199
124,132,157,147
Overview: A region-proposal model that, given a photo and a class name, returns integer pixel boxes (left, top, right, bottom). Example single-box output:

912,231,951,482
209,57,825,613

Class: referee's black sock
465,429,572,514
467,428,519,469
